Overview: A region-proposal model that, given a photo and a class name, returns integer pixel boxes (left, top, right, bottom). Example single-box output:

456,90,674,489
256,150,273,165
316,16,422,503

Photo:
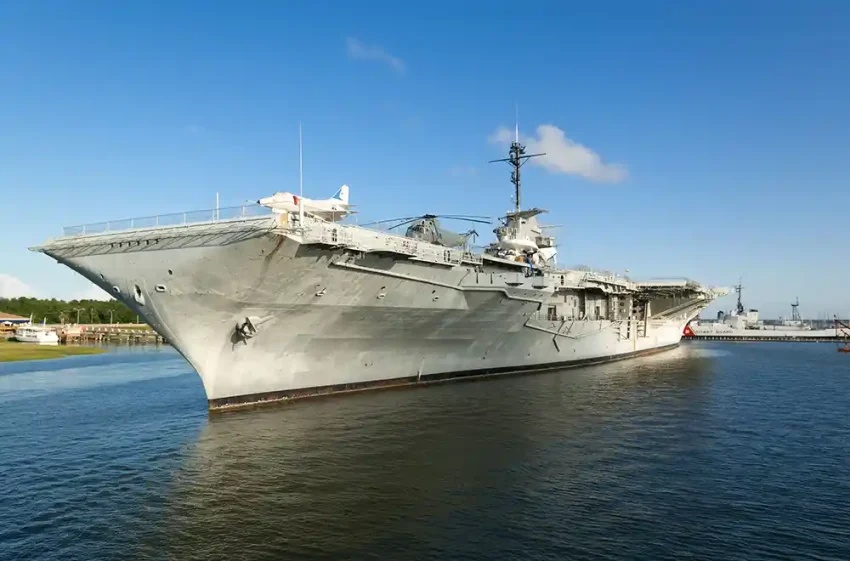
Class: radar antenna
489,109,545,214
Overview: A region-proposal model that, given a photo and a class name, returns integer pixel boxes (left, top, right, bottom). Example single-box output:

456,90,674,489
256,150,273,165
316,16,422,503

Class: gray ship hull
36,216,717,410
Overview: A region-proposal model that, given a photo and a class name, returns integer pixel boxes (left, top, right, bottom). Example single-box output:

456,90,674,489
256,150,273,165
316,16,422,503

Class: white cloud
0,274,38,298
346,37,406,75
488,124,627,183
74,283,113,301
449,165,477,178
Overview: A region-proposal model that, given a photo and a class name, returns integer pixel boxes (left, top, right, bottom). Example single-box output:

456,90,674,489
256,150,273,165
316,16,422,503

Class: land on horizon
1,296,139,325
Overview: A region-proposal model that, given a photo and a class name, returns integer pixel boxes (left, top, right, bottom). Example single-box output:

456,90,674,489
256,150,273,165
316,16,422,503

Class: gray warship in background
33,137,726,410
687,285,845,341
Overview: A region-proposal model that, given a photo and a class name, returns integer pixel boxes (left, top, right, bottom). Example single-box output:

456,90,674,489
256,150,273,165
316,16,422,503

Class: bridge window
547,306,558,321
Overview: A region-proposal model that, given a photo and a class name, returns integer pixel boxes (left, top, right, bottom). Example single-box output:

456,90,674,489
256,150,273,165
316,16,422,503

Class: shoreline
0,340,107,363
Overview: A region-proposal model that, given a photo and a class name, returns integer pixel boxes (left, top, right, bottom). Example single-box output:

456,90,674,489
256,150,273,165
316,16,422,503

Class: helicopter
365,214,491,248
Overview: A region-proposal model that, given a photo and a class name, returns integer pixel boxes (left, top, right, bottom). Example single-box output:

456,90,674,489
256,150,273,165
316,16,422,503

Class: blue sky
1,1,849,318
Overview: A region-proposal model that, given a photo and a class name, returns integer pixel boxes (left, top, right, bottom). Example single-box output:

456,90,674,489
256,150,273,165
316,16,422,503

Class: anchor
233,315,274,346
235,316,258,345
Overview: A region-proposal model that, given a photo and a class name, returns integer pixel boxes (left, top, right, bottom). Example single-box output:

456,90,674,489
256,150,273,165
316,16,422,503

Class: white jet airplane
258,185,354,222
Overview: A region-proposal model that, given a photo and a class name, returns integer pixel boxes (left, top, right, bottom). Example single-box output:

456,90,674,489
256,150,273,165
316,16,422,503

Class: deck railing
59,206,483,267
62,204,274,237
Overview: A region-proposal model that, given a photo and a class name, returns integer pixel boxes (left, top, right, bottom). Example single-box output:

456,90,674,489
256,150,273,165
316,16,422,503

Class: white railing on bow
62,204,274,237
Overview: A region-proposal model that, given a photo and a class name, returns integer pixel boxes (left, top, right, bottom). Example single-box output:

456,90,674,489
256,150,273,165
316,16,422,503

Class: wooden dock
59,324,166,345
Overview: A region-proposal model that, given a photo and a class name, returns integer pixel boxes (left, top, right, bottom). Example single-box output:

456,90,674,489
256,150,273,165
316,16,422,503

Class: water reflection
7,343,848,560
155,347,716,560
0,347,185,404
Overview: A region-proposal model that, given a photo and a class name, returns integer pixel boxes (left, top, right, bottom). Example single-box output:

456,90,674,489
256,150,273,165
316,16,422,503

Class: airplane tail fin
335,184,350,204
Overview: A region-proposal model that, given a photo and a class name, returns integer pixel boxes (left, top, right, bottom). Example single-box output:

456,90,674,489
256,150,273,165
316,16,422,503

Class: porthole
155,284,166,293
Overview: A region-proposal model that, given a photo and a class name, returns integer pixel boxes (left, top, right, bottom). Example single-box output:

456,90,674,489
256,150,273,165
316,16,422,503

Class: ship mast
489,113,545,214
734,279,744,315
791,297,801,322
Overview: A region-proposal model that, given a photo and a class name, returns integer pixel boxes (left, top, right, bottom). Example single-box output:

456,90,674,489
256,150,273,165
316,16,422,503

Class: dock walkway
60,324,166,345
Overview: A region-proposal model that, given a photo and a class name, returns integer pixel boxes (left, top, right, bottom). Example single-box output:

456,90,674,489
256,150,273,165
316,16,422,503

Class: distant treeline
0,297,140,325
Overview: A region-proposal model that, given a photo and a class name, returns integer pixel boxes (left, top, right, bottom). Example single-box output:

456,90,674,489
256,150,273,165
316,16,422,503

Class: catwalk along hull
35,215,720,409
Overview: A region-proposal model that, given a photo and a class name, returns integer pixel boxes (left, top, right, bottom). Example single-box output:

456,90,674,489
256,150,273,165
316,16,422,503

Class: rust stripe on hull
208,342,680,412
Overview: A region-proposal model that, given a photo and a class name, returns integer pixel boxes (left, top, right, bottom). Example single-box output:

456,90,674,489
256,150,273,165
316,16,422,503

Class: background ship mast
791,297,802,322
489,110,545,214
734,279,744,315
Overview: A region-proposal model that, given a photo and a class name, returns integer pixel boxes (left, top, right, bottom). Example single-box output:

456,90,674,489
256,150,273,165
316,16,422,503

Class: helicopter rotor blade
437,214,491,219
361,216,423,227
386,217,423,230
363,213,493,230
435,215,492,224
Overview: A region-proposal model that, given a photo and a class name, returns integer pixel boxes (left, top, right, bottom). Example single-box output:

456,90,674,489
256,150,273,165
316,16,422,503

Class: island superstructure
33,137,725,410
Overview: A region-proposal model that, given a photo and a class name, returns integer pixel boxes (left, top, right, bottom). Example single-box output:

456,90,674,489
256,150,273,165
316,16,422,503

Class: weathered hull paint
35,219,715,410
208,342,681,411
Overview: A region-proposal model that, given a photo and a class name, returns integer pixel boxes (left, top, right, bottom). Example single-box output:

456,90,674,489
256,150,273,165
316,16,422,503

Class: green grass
0,339,106,362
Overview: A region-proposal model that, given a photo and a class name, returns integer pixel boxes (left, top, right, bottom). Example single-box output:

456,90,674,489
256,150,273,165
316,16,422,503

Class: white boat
14,324,60,345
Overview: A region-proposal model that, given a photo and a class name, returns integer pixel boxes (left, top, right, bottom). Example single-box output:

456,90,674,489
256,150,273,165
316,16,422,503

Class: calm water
2,343,850,561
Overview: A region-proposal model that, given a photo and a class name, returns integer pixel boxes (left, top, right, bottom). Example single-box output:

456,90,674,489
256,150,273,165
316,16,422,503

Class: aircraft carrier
32,138,725,410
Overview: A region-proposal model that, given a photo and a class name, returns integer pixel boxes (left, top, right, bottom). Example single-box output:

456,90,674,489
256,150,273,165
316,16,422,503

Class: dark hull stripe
208,342,680,412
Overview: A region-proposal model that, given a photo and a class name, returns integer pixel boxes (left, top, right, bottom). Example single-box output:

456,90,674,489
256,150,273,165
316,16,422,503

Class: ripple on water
1,343,850,561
